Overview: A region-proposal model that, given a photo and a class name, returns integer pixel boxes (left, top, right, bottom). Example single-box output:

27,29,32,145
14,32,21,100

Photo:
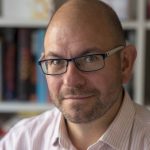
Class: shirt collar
50,109,61,146
51,111,75,149
99,91,136,149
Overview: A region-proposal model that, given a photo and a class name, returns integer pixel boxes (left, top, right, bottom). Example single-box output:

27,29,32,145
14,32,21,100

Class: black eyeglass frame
38,45,125,75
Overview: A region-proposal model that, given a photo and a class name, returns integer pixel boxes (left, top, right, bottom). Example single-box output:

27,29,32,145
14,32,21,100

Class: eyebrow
44,51,64,58
44,47,103,58
80,47,103,55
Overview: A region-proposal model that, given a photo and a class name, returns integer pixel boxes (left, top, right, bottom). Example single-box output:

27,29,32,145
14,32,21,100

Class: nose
63,62,86,87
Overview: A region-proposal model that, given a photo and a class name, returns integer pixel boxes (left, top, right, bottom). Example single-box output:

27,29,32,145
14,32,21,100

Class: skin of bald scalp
44,0,136,149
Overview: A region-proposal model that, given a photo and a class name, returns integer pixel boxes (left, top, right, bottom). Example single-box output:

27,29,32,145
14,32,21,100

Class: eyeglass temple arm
106,46,124,57
38,52,45,62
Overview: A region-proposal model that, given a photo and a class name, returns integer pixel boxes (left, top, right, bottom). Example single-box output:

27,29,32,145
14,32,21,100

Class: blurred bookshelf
0,102,53,113
0,0,150,137
0,18,48,28
0,0,56,138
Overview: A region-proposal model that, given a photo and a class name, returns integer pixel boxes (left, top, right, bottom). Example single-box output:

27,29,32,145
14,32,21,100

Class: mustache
58,87,99,100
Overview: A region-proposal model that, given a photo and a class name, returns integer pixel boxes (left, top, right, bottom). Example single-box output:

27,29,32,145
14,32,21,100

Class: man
1,0,150,150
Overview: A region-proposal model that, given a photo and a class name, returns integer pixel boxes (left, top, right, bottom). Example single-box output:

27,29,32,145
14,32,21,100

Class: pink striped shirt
0,91,150,150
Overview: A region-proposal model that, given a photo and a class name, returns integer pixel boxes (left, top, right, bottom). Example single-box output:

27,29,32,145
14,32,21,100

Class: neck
66,90,123,150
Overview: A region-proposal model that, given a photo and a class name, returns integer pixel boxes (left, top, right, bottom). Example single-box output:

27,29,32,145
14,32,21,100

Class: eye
84,55,98,63
50,59,62,65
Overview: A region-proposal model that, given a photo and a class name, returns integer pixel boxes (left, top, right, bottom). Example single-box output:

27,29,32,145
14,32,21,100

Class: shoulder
12,107,61,131
134,103,150,125
0,107,61,146
132,103,150,144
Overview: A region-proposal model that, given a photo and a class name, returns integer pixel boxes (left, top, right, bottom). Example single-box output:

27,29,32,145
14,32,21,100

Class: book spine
3,29,17,100
28,49,37,102
17,29,32,101
34,29,48,104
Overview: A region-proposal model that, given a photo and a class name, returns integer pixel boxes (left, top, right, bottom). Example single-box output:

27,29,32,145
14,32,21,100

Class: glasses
38,45,124,75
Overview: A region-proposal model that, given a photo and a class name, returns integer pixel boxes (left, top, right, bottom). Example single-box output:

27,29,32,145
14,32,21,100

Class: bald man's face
43,1,125,123
44,17,124,123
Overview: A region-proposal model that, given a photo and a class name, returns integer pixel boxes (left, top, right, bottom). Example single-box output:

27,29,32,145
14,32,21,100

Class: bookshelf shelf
122,21,150,30
122,21,138,30
146,21,150,29
0,18,139,30
0,102,54,113
0,18,48,28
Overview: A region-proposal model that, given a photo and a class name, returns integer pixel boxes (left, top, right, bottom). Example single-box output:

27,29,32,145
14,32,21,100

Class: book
3,29,17,100
28,55,37,102
33,29,49,104
16,29,33,101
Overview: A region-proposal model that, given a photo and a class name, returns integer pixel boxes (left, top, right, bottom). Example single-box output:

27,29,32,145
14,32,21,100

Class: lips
63,95,93,100
59,88,97,101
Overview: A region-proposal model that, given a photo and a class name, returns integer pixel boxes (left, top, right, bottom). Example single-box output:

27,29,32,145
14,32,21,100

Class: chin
59,104,105,124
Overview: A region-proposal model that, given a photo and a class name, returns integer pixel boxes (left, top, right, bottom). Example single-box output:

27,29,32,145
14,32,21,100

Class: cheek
46,76,62,97
89,67,122,95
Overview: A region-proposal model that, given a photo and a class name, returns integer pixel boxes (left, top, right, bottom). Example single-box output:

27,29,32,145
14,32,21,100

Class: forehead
44,23,114,58
44,0,123,57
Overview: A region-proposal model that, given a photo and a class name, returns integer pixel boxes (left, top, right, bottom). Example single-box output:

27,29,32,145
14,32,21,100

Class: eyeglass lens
40,54,104,75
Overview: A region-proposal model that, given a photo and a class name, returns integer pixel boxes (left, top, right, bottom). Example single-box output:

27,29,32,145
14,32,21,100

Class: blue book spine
35,29,48,104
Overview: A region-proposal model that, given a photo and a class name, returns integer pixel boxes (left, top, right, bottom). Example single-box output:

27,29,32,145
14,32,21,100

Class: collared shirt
0,91,150,150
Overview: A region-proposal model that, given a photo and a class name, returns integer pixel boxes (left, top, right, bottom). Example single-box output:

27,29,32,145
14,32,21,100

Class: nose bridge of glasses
65,57,78,68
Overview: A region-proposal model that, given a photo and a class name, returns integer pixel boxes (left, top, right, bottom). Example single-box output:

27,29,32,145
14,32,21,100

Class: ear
121,45,137,84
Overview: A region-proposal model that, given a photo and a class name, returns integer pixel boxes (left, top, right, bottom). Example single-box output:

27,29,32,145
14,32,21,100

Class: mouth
63,95,94,100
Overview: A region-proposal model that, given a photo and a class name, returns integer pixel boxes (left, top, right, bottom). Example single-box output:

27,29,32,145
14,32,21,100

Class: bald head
45,0,125,50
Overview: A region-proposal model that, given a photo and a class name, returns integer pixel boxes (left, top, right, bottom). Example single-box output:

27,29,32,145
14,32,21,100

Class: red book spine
17,29,33,101
3,29,17,100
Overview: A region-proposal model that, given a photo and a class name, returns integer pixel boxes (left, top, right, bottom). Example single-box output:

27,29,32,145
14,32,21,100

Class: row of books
0,28,136,103
0,28,49,103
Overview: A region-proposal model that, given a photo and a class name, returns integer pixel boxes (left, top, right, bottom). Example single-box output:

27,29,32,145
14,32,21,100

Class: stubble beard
50,87,119,124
